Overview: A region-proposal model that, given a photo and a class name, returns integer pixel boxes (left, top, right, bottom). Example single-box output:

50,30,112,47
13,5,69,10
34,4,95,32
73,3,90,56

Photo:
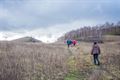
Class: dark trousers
67,44,70,48
73,43,75,46
93,54,100,65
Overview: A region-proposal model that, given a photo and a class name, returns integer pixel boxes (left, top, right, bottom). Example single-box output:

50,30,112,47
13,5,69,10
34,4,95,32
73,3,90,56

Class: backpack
67,40,72,45
92,45,100,54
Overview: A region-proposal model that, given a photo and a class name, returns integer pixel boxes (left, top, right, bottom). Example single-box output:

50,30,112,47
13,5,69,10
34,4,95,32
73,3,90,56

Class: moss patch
64,71,87,80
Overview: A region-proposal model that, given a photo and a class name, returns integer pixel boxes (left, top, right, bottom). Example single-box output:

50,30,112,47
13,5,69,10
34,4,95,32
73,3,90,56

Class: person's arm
98,46,101,54
91,46,94,55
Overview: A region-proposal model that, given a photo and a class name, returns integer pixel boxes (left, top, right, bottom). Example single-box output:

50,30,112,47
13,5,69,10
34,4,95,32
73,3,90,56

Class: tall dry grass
70,42,120,80
0,41,120,80
0,42,70,80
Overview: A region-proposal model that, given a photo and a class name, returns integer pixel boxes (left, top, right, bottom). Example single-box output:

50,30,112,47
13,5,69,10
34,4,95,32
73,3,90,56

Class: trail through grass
63,42,120,80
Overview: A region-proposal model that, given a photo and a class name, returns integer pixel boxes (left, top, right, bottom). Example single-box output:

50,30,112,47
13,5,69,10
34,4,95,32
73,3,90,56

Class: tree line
58,21,120,42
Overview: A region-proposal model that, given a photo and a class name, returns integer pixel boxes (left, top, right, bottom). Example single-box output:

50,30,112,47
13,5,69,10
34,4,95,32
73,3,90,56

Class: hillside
12,36,41,43
0,41,120,80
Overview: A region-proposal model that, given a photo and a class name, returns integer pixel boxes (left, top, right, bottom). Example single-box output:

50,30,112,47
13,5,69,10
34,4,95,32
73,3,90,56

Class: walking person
72,40,77,46
91,42,101,65
66,39,72,48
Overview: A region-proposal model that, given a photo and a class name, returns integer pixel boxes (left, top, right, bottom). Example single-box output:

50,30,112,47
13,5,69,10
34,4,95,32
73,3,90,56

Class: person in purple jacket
91,42,101,65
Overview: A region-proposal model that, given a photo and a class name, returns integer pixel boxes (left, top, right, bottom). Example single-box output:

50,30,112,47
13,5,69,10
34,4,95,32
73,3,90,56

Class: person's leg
93,54,97,65
96,54,100,65
74,43,75,46
68,44,70,48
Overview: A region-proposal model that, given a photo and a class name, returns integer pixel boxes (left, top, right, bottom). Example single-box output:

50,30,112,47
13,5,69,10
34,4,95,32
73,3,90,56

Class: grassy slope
64,42,120,80
0,41,120,80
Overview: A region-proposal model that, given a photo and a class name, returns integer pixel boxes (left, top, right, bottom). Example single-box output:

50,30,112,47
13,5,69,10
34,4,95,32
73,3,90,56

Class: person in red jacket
72,40,77,46
91,42,101,65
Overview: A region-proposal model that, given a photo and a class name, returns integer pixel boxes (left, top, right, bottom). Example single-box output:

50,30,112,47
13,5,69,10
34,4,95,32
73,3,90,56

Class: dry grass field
0,41,120,80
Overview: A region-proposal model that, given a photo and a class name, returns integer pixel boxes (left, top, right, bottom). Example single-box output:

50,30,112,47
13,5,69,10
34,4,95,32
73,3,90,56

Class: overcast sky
0,0,120,43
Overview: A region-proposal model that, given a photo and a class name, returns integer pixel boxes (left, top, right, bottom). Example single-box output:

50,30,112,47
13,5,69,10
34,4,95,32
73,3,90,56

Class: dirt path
89,66,103,80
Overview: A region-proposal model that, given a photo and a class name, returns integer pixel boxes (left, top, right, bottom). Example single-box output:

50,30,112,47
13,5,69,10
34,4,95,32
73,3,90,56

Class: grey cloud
0,0,120,42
